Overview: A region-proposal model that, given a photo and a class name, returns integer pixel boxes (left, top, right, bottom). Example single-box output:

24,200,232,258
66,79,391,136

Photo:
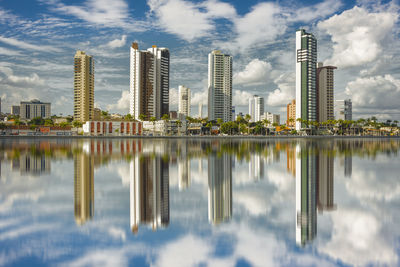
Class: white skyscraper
296,29,317,130
130,43,170,120
178,85,191,117
198,103,203,118
248,95,264,122
208,50,232,122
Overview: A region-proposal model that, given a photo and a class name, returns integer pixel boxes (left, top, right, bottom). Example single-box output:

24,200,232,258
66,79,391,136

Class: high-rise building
130,154,169,233
208,50,232,122
178,85,191,117
130,43,170,120
20,99,51,120
249,95,264,122
335,99,352,120
287,99,296,127
74,50,94,123
11,105,20,116
296,29,317,130
316,62,336,123
296,143,317,246
208,153,232,224
74,153,94,225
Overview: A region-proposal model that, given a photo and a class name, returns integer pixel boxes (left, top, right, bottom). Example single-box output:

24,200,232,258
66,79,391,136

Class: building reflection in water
208,153,232,225
296,142,337,246
74,152,94,225
249,154,264,180
130,154,170,233
178,141,190,190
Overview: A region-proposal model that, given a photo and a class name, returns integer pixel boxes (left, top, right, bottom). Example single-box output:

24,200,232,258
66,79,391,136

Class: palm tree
244,114,251,124
139,114,147,121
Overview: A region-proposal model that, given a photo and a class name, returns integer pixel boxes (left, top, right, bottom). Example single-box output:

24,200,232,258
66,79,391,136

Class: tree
139,114,147,121
161,114,170,122
44,119,54,126
73,121,83,128
125,113,133,121
29,117,45,125
216,118,223,125
244,114,251,124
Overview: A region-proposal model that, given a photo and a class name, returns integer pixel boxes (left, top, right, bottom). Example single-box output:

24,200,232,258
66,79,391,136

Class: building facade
316,62,336,123
74,50,94,123
261,112,280,125
83,121,143,136
130,43,170,121
208,50,232,122
11,105,20,116
287,99,296,127
249,95,264,122
178,85,191,117
296,29,317,130
335,99,352,120
20,99,51,120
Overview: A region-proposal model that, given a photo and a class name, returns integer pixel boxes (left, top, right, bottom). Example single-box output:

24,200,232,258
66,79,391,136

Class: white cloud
148,0,236,41
345,75,400,110
169,87,179,107
320,209,398,266
106,90,130,113
49,0,144,30
233,90,253,106
266,73,295,107
318,6,398,68
0,36,61,53
233,59,271,86
0,66,45,87
191,89,208,105
106,35,127,49
228,2,286,51
0,47,22,56
288,0,343,22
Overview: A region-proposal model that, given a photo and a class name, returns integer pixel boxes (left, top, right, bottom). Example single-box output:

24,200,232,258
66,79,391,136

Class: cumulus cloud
229,2,286,51
345,75,400,110
0,36,61,53
233,59,271,86
191,89,208,105
0,66,45,87
106,90,130,112
266,73,295,107
148,0,236,41
318,6,398,68
106,35,127,48
233,90,253,106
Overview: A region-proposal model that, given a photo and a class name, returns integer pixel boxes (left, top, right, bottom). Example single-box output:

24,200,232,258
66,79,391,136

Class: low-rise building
83,121,143,136
20,99,51,120
143,120,186,135
261,112,280,125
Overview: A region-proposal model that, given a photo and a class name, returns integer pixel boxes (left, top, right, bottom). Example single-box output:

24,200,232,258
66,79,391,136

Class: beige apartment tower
316,63,336,123
287,99,296,127
74,50,94,123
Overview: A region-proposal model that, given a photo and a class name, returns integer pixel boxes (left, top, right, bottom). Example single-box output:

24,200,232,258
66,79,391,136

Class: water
0,137,399,267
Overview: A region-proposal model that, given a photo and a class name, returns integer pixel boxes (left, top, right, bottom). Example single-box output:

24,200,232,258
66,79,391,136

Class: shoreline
0,135,399,140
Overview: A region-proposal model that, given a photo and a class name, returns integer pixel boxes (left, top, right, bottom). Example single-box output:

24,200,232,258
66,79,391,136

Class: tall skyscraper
74,153,94,225
316,62,336,123
287,99,296,127
208,153,232,224
335,99,352,120
130,154,169,233
208,50,232,122
198,103,203,118
248,95,264,122
130,43,170,120
178,85,191,117
74,50,94,123
296,29,317,130
296,143,317,246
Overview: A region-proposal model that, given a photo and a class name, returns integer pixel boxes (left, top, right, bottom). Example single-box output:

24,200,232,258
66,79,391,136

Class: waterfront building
316,62,336,122
261,112,280,125
20,99,51,120
335,99,352,120
11,105,20,116
208,153,232,224
287,99,296,127
208,50,232,122
130,42,170,121
130,155,169,233
296,29,317,130
249,95,264,122
74,153,94,225
74,50,94,123
83,121,142,136
178,85,191,118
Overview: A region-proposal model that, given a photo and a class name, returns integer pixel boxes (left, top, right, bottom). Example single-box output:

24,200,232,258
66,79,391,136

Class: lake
0,137,399,267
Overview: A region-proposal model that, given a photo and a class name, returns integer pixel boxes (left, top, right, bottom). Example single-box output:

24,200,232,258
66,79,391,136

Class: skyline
0,0,399,120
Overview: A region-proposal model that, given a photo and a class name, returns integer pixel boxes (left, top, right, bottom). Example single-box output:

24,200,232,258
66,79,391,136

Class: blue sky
0,0,399,120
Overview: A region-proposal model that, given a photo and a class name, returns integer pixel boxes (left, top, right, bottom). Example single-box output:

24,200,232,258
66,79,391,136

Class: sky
0,0,399,120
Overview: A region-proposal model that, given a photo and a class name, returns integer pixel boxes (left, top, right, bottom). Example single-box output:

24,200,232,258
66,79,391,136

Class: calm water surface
0,138,399,267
